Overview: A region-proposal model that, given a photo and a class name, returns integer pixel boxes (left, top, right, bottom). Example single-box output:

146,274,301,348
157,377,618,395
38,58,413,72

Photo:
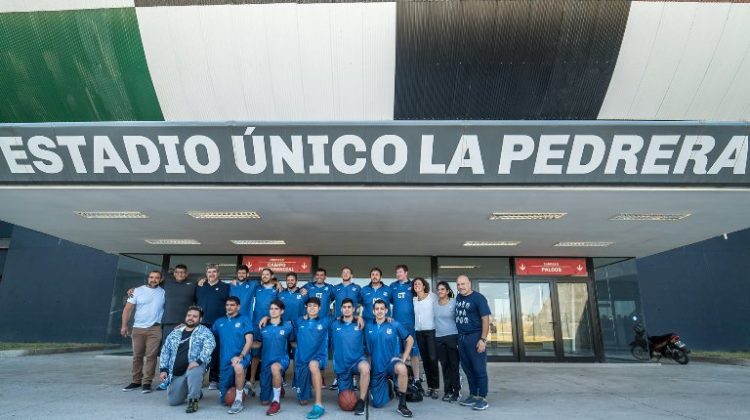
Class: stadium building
1,0,749,359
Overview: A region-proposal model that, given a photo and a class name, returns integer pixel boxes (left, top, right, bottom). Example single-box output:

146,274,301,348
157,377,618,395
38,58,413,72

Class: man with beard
360,268,390,324
195,264,230,390
329,267,362,390
159,306,216,413
248,268,279,396
121,270,165,394
331,298,370,415
212,297,254,414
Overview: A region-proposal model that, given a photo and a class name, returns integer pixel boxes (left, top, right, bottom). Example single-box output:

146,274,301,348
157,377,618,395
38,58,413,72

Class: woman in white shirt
413,277,440,399
433,281,461,402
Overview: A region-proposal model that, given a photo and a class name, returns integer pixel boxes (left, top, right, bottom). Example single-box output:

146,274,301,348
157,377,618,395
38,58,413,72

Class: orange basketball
224,387,245,406
338,390,358,411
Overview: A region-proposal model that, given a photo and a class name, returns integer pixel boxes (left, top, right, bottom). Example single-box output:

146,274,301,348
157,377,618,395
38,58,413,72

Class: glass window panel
316,256,431,287
477,281,513,356
122,253,163,266
437,257,511,281
168,255,238,283
106,255,162,344
557,283,595,356
519,283,556,357
593,258,644,361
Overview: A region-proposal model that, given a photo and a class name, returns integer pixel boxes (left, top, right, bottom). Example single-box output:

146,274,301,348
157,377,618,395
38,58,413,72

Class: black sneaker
414,380,425,396
449,392,460,403
122,382,140,391
353,399,365,416
442,392,452,402
427,389,439,399
329,378,338,391
141,384,152,394
397,403,413,418
186,398,199,413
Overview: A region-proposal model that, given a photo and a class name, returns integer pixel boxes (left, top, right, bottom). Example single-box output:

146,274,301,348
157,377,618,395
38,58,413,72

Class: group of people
120,263,492,417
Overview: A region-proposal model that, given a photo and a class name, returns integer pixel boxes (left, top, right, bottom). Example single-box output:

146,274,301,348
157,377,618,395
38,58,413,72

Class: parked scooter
630,316,690,364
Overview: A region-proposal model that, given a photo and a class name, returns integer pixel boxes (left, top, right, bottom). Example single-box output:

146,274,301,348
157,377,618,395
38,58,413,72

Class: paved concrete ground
0,352,748,419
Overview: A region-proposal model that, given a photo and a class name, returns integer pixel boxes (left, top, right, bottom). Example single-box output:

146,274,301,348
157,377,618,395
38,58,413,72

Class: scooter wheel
631,345,650,361
673,349,689,365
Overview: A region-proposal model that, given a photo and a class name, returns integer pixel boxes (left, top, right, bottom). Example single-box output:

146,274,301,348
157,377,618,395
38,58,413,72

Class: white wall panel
599,2,750,121
136,3,396,121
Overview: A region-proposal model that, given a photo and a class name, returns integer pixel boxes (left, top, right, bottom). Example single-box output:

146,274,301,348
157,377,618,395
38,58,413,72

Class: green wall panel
0,8,163,122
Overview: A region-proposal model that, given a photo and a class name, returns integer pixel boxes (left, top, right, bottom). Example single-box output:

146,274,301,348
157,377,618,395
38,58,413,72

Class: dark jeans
435,334,461,394
458,332,488,398
206,325,220,383
415,329,440,389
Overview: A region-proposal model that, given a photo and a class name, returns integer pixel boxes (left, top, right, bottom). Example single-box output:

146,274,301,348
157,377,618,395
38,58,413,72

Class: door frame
513,276,600,362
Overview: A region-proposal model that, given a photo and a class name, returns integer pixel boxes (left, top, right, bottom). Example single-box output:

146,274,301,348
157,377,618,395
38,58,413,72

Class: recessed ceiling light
75,211,148,219
554,241,613,247
463,241,520,247
187,211,261,219
145,239,201,245
231,240,286,245
439,265,480,269
490,212,566,220
609,213,690,221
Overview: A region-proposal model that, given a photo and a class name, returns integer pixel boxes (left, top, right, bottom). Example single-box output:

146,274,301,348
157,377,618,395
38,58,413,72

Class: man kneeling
366,299,414,417
159,306,216,413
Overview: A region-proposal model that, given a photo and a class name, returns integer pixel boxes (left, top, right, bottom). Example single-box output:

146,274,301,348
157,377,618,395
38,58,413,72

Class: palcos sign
0,122,748,185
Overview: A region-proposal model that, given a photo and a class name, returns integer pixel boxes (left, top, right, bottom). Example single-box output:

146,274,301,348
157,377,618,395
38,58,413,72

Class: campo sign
1,122,748,185
242,256,312,274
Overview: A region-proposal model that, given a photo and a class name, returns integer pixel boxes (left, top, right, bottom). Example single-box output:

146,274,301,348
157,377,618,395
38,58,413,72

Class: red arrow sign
515,258,588,277
242,256,312,274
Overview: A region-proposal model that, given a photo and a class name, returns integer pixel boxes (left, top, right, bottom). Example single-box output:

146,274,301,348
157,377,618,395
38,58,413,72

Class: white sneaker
228,399,244,414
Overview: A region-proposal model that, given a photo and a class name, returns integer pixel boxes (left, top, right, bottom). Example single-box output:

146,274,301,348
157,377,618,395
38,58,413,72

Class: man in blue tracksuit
330,298,370,415
365,299,414,418
390,264,422,389
360,267,390,324
279,272,306,324
212,297,254,414
257,299,295,416
229,265,258,322
249,268,280,395
332,267,362,319
293,297,330,419
302,268,335,319
454,275,491,411
329,266,362,391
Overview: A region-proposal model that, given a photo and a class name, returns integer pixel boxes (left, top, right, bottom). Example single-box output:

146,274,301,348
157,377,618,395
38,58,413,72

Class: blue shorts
370,359,403,408
293,357,326,402
218,354,252,400
259,358,290,402
335,357,368,392
406,325,420,357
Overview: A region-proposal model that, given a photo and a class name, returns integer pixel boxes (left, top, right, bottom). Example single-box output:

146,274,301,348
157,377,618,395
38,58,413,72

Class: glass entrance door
515,280,597,361
557,282,595,357
517,282,557,359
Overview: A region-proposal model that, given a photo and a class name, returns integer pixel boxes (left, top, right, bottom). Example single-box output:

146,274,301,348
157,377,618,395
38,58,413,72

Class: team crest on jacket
280,330,285,335
317,324,323,330
386,328,393,335
235,322,241,328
